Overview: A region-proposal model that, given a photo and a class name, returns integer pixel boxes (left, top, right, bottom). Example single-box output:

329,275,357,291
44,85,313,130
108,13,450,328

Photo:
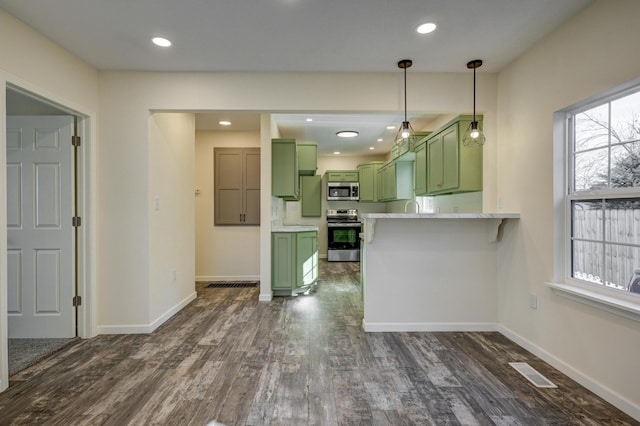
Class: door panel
7,250,22,313
7,116,75,338
6,163,22,227
35,163,61,228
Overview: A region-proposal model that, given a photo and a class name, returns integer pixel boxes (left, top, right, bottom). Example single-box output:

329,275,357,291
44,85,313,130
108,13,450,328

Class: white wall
195,131,261,281
95,70,497,328
496,0,640,416
0,10,100,391
148,113,196,324
363,218,499,330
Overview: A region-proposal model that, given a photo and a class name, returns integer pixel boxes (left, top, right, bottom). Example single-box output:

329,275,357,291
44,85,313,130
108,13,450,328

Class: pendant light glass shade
462,59,486,147
395,59,417,147
462,120,486,147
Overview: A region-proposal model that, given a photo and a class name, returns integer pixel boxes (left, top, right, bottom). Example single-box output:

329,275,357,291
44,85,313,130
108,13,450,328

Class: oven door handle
327,223,362,227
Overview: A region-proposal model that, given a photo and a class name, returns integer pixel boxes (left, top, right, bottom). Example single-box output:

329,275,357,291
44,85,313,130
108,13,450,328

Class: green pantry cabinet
415,115,483,196
271,230,318,296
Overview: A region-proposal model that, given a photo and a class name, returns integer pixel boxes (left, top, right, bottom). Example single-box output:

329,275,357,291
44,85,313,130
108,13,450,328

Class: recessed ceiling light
306,118,313,122
336,130,359,138
333,151,341,155
219,121,231,126
417,22,437,34
377,138,383,142
152,36,172,47
386,126,395,130
369,147,375,150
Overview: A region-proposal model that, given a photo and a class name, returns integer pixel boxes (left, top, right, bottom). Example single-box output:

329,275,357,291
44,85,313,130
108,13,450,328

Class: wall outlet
171,268,177,282
529,293,537,310
498,196,504,209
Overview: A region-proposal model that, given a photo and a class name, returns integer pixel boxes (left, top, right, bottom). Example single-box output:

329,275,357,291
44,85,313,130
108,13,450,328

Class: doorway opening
4,85,88,377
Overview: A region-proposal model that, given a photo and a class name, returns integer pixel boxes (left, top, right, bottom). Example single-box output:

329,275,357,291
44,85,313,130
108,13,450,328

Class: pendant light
395,59,417,147
462,59,486,147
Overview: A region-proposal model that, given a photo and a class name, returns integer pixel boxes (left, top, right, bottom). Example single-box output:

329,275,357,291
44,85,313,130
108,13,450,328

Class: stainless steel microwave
327,182,359,201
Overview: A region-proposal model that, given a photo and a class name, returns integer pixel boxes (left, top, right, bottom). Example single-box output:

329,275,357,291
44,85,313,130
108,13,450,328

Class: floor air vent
206,281,258,288
509,362,557,388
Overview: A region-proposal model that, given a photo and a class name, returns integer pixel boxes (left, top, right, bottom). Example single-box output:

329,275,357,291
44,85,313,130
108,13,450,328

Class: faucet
404,199,420,213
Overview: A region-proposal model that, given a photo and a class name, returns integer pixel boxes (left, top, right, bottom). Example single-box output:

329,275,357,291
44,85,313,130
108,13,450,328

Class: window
568,88,640,295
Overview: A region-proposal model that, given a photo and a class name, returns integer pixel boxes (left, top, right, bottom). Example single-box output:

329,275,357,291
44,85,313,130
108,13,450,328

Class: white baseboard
97,291,197,335
195,275,260,282
362,320,498,332
259,293,273,302
497,324,640,422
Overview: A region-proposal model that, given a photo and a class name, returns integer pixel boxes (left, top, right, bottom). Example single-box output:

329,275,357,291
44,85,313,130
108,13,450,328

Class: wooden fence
572,207,640,290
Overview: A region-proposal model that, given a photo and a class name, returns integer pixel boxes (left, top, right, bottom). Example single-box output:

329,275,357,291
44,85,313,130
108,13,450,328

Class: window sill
546,282,640,323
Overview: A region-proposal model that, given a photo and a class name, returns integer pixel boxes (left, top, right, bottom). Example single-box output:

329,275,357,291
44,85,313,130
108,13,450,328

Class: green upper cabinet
272,138,299,200
425,115,483,195
301,175,322,216
325,170,359,182
376,160,413,201
297,142,317,176
357,162,384,202
414,139,428,196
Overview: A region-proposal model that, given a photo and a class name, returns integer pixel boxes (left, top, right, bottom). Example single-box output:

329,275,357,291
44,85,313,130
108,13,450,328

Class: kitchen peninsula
360,213,519,332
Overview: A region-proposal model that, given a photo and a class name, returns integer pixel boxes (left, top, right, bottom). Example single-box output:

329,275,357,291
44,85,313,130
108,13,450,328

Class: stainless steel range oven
327,209,361,262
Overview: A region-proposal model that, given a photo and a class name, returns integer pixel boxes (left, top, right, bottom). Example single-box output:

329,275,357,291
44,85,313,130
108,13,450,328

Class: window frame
550,79,640,322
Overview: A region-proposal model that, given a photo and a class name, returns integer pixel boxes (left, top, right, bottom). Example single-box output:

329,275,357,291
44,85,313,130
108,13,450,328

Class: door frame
0,75,97,392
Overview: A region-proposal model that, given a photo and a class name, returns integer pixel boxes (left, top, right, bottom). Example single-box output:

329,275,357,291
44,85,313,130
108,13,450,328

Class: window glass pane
604,198,640,243
604,243,639,291
575,104,609,151
574,148,608,191
572,200,603,240
611,91,640,143
610,142,640,188
572,240,603,284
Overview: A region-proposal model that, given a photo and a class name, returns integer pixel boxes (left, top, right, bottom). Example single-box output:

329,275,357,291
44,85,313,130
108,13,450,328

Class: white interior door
6,116,75,338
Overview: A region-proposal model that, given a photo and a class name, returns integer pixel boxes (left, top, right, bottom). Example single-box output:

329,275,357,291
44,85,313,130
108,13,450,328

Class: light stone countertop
360,212,520,243
360,212,520,220
272,225,319,233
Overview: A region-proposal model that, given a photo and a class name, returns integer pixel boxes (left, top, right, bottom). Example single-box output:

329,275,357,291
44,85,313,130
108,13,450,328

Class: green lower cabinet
271,231,318,296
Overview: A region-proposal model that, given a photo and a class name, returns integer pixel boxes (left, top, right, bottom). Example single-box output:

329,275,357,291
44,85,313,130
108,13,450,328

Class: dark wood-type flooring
1,260,637,425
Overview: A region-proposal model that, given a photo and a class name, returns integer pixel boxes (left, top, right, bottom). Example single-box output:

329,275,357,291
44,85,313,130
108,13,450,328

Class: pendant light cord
473,66,476,122
403,65,408,123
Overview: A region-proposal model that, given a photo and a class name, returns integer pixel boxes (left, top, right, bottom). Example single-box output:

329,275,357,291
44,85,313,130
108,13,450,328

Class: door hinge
72,136,81,147
72,295,82,307
72,216,82,227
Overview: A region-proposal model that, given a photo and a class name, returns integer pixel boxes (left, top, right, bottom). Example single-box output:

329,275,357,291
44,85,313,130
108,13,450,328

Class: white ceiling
1,0,593,155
